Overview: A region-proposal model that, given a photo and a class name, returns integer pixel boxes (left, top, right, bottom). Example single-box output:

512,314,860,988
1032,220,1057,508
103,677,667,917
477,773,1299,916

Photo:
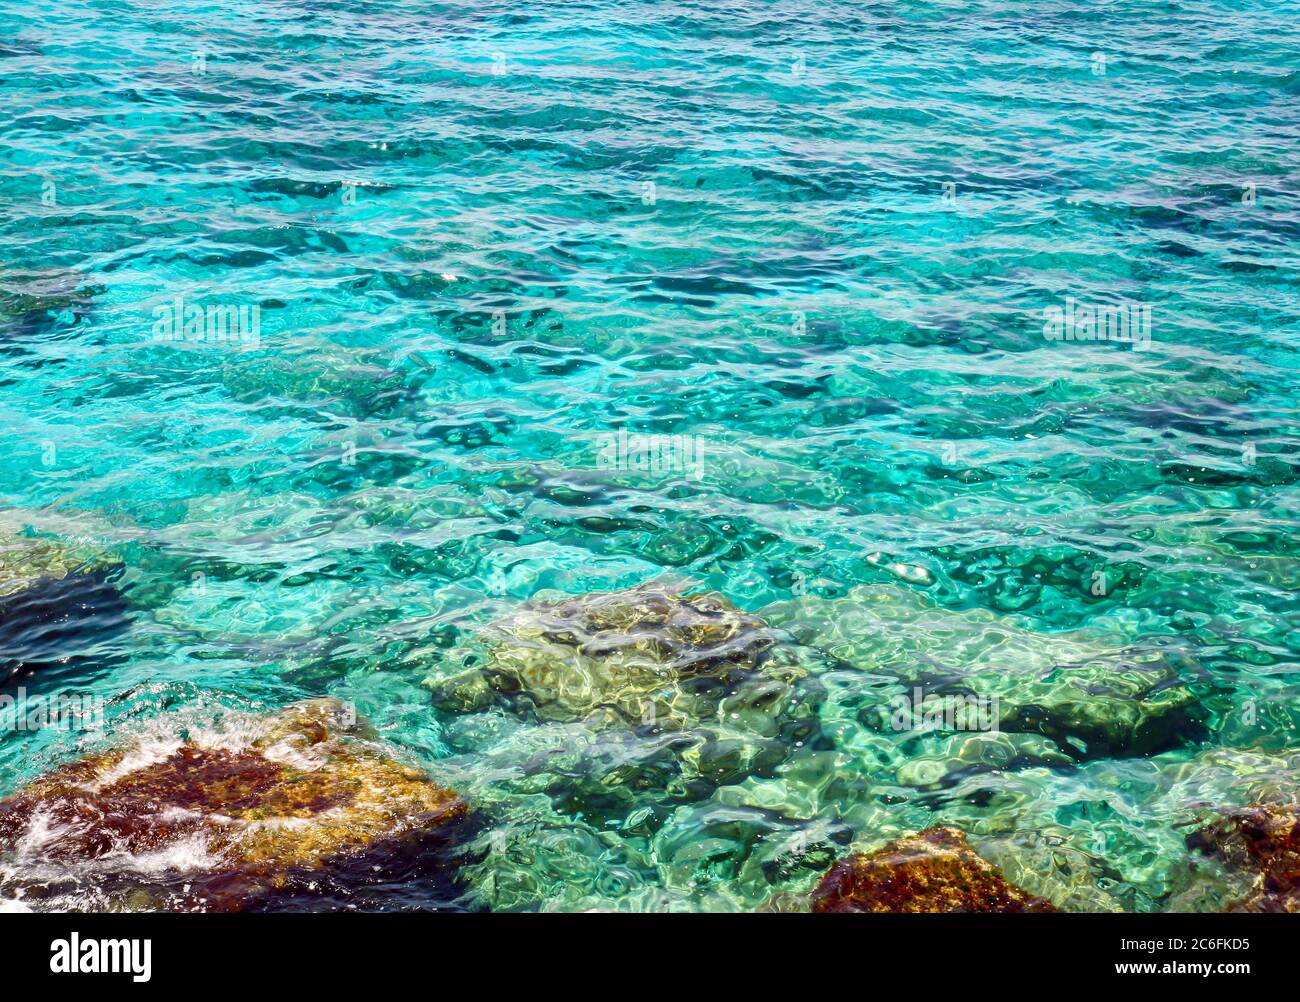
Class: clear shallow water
0,0,1298,911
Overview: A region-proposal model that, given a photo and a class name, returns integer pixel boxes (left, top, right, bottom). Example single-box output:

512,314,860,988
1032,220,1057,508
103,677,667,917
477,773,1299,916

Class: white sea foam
122,832,225,876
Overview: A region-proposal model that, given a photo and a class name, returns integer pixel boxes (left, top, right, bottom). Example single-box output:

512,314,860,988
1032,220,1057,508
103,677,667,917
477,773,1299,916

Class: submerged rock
767,585,1202,758
1187,803,1300,912
0,531,127,684
426,586,823,863
0,268,99,339
220,345,409,417
892,730,1074,788
810,826,1058,913
0,532,120,601
0,699,466,911
426,584,804,730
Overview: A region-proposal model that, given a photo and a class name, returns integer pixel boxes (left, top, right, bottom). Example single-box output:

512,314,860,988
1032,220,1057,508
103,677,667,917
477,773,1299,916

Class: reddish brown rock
1187,803,1300,912
0,700,467,911
810,827,1058,913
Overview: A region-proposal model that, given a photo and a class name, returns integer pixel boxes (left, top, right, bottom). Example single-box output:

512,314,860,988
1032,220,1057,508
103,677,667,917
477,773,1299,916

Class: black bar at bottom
0,911,1282,990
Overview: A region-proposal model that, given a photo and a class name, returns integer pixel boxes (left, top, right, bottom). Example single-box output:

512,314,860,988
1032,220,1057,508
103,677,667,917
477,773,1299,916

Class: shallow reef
810,826,1058,913
0,574,1287,915
0,699,467,911
421,583,1255,912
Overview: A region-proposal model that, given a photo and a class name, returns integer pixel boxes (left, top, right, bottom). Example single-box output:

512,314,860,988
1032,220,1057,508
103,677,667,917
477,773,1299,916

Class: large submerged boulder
1187,803,1300,912
810,826,1058,913
767,585,1202,758
0,699,466,911
427,587,825,899
426,584,807,731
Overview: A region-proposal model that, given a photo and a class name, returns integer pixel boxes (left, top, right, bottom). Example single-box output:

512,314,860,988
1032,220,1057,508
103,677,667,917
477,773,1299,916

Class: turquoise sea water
1,0,1298,911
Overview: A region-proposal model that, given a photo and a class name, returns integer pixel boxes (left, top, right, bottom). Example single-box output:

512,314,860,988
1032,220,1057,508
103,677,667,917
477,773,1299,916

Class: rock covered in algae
810,826,1058,913
1187,803,1300,912
426,584,805,729
767,584,1202,758
0,699,466,911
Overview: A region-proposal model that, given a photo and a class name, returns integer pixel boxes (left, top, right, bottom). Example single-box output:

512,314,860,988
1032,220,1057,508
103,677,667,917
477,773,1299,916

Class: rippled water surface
1,0,1298,911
